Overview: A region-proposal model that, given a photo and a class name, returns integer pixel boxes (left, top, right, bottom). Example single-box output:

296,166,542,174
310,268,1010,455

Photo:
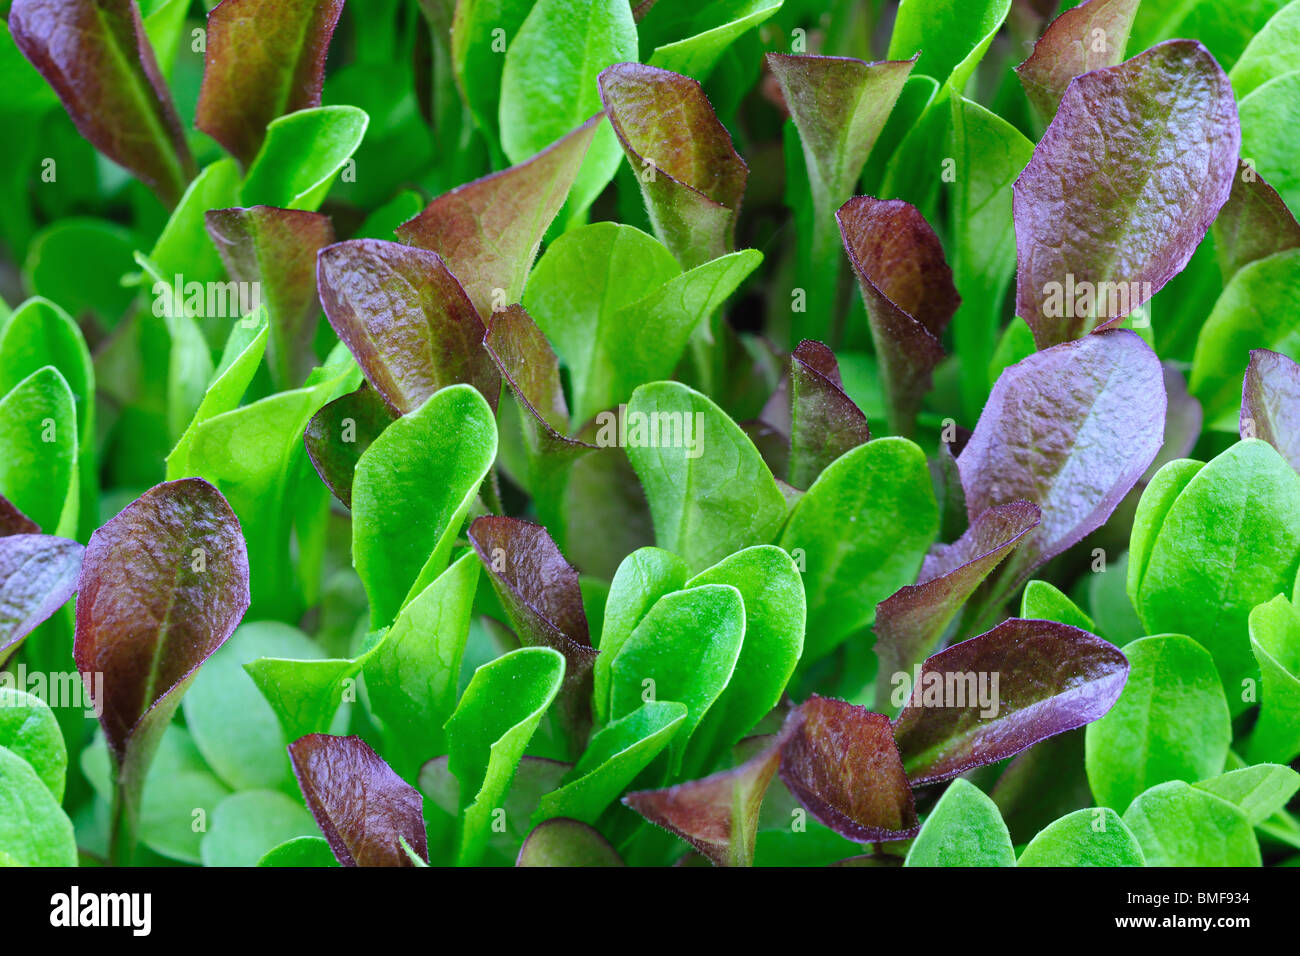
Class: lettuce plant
0,0,1298,871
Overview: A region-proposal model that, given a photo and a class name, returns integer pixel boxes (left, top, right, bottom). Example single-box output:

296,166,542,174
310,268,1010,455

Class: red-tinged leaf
598,62,747,270
205,206,335,389
466,516,597,750
779,695,918,842
10,0,195,206
1013,40,1239,347
303,384,394,509
73,479,249,826
873,501,1041,709
1014,0,1139,122
623,734,784,867
838,196,960,436
0,534,83,663
1213,161,1300,280
958,330,1164,590
893,618,1130,785
316,238,500,416
516,818,624,867
289,733,427,867
0,494,40,536
1242,350,1300,472
788,340,870,489
195,0,345,166
395,117,600,317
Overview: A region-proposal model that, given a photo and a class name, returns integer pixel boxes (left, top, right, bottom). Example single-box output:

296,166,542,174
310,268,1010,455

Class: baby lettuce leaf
785,340,871,490
1013,40,1239,346
444,646,565,866
396,117,600,316
73,478,249,860
244,654,359,745
779,696,918,842
894,619,1129,785
1085,635,1231,812
447,0,535,155
0,366,78,537
1196,763,1300,825
201,789,318,868
1212,162,1300,281
195,0,345,167
0,688,67,802
1014,0,1138,122
1122,781,1260,866
257,835,337,867
887,0,1010,94
1247,596,1300,764
289,733,428,867
149,158,242,285
627,381,786,573
1021,580,1095,631
352,384,496,628
1242,349,1300,470
302,384,394,509
1238,72,1300,216
1017,807,1145,867
318,239,499,417
498,0,637,221
645,0,781,81
903,778,1014,867
598,63,748,269
240,105,369,211
1230,0,1300,97
9,0,195,206
205,206,335,390
516,818,625,866
0,744,76,866
0,533,82,664
780,437,937,663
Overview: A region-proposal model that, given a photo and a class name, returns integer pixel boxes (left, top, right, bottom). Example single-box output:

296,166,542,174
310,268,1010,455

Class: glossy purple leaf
893,618,1129,785
0,494,40,537
598,62,747,270
623,734,784,867
516,819,624,867
838,196,960,436
788,340,871,489
1015,0,1139,122
316,238,500,416
289,733,427,867
396,117,600,317
303,384,394,509
1242,350,1300,472
0,534,83,663
1213,161,1300,280
779,696,918,842
10,0,195,206
957,330,1165,588
195,0,345,166
873,501,1041,709
1014,40,1239,347
205,206,335,388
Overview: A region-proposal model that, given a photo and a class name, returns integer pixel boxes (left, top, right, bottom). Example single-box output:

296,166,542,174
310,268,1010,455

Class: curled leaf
516,818,624,867
1242,349,1300,472
1213,161,1300,281
787,340,871,490
303,384,394,509
0,534,83,662
1014,0,1139,122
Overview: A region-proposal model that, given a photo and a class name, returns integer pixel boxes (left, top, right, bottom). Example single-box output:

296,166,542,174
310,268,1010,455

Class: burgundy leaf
838,196,960,436
788,340,871,489
598,62,747,269
0,534,83,663
516,818,624,867
396,117,600,317
1242,349,1300,472
778,695,918,843
873,501,1041,709
74,479,249,800
0,494,40,537
1013,40,1239,347
623,734,784,867
205,206,335,389
316,238,500,416
303,384,394,509
1213,160,1300,280
10,0,195,206
289,733,427,867
893,618,1129,785
957,330,1164,588
1014,0,1139,122
195,0,345,166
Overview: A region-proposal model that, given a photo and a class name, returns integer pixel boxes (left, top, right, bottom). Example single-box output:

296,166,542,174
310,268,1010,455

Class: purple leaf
779,696,919,842
1015,0,1139,122
0,534,83,663
289,733,427,867
788,340,871,489
873,501,1041,709
205,205,335,389
838,196,960,436
303,384,394,509
893,618,1129,785
0,494,40,537
316,238,500,416
598,62,747,270
396,117,600,317
10,0,195,206
516,818,624,867
1213,161,1300,280
1242,349,1300,472
1014,40,1239,347
957,330,1165,590
195,0,345,166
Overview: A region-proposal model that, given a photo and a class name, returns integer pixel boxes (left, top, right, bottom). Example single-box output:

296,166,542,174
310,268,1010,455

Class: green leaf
149,159,242,286
1018,807,1145,867
201,789,318,868
0,688,66,801
516,818,624,866
448,0,536,155
0,743,76,866
1246,595,1300,764
647,0,782,80
241,106,369,211
1238,72,1300,217
257,835,338,867
904,778,1015,867
24,220,137,329
0,366,77,537
1195,763,1300,825
1086,635,1232,813
887,0,1011,94
1230,0,1300,97
1020,580,1095,630
1122,781,1261,866
243,656,356,745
